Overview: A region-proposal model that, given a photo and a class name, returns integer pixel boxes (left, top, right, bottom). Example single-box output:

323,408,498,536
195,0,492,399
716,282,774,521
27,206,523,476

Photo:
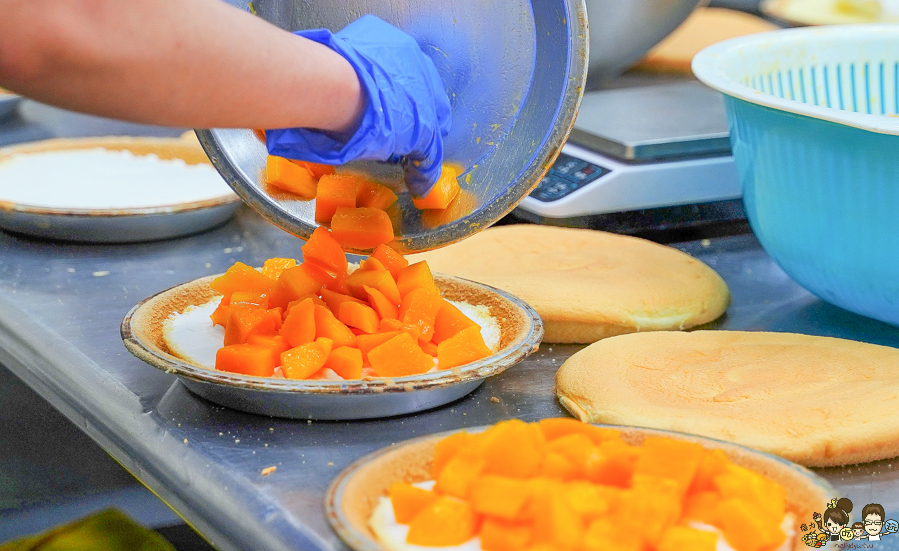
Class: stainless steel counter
2,206,899,550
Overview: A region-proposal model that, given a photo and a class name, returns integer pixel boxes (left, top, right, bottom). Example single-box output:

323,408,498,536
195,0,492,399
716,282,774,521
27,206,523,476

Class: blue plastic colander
693,25,899,326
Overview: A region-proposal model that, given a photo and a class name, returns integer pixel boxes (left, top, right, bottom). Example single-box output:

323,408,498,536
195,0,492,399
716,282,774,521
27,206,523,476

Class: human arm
0,0,364,133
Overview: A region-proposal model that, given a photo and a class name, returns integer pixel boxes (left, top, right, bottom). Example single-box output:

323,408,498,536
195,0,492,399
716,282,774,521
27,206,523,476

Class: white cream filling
162,296,501,376
369,482,796,551
0,148,234,209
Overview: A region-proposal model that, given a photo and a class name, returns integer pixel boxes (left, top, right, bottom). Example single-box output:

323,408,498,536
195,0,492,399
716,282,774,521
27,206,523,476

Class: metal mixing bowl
198,0,588,253
585,0,708,85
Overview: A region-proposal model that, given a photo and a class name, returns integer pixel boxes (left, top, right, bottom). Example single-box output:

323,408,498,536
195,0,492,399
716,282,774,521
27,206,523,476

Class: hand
267,15,452,198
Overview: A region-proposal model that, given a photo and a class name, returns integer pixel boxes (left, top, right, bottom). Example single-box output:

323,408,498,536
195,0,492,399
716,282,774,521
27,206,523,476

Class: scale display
529,153,611,203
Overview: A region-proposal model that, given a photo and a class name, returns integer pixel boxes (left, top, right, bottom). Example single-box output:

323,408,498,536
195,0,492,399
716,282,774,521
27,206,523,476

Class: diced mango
261,258,296,280
280,338,333,380
437,326,492,369
480,519,533,551
717,498,786,551
412,165,460,210
210,296,230,327
210,262,276,296
689,448,731,494
223,305,279,346
396,261,439,297
389,482,439,524
657,526,718,551
364,285,399,320
246,334,291,358
301,226,348,274
230,290,268,309
346,269,401,306
435,456,485,499
531,488,584,548
215,343,279,377
331,207,395,250
337,301,380,334
367,332,434,377
587,439,641,488
279,297,316,348
481,419,544,479
370,244,409,278
432,301,480,344
683,491,721,525
269,265,322,309
290,159,335,179
399,288,444,343
356,179,398,210
537,418,621,445
634,436,705,494
315,174,357,223
323,346,363,380
379,318,422,341
470,475,532,519
432,431,472,479
406,497,478,547
313,304,357,348
265,155,317,198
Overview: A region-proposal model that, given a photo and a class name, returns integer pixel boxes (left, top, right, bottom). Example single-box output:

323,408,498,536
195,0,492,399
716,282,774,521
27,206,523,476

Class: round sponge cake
556,330,899,466
409,225,729,343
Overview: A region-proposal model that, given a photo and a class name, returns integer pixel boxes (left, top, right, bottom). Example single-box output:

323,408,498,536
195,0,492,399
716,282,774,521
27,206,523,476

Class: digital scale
515,82,744,233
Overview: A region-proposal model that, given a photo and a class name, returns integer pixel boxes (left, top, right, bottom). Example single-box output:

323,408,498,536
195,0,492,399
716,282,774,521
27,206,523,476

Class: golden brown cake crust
556,330,899,466
409,225,729,343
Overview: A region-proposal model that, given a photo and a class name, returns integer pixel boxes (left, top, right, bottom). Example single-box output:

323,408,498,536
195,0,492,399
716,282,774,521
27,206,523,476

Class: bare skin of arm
0,0,365,133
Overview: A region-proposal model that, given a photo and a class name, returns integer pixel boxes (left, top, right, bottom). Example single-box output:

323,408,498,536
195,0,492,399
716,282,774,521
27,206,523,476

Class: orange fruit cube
470,475,532,519
432,431,472,479
689,448,731,494
480,518,533,551
301,226,347,274
312,304,357,348
587,439,641,488
330,207,395,250
265,155,317,198
223,305,279,346
367,332,434,377
432,301,479,344
315,174,357,223
481,420,544,479
346,269,401,306
370,244,409,278
290,159,335,179
261,257,296,280
230,290,268,309
215,343,279,377
412,165,460,210
356,179,398,210
437,325,492,369
364,285,399,321
246,334,291,357
406,496,478,547
399,288,444,343
378,318,422,341
279,297,316,348
280,337,333,380
210,296,230,327
210,262,276,296
323,346,363,380
338,301,380,334
435,456,485,499
657,526,718,551
537,418,621,445
717,498,786,551
388,482,439,524
396,261,439,298
634,436,705,493
268,265,322,309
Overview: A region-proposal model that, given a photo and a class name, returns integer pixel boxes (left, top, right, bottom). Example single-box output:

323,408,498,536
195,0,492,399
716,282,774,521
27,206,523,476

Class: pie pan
121,273,543,420
0,136,241,243
325,424,834,551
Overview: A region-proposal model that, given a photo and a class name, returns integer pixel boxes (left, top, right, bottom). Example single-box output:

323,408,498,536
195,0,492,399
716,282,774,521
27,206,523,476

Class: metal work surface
1,210,899,551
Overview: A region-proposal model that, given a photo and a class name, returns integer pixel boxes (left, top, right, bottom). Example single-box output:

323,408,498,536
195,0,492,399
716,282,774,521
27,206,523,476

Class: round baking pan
121,273,543,420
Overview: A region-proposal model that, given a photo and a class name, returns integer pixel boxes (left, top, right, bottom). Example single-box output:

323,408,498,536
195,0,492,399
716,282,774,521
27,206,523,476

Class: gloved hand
266,15,452,198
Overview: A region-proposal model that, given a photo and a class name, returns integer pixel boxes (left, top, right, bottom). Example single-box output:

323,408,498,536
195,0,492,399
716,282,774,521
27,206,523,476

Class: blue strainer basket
693,25,899,326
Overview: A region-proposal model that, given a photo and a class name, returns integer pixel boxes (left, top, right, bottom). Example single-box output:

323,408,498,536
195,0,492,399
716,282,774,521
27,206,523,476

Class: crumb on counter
261,466,277,476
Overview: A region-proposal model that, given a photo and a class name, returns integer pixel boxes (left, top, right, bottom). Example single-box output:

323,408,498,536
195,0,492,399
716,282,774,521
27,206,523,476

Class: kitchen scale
515,81,744,233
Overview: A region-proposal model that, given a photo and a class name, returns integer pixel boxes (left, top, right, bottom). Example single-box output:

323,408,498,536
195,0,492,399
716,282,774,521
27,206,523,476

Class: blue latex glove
266,15,452,198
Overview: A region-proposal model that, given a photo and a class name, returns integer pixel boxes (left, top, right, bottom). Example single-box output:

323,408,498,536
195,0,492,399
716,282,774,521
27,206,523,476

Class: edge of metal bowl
120,274,544,395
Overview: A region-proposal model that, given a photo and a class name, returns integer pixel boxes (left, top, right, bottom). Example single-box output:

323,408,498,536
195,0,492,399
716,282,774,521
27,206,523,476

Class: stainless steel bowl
585,0,708,85
198,0,588,254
